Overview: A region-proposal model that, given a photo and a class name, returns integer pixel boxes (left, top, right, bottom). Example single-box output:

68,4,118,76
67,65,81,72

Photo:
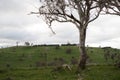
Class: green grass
0,66,120,80
0,46,80,69
82,65,120,80
0,46,120,80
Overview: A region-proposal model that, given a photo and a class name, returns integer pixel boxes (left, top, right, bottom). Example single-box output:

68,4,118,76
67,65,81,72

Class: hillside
0,46,120,80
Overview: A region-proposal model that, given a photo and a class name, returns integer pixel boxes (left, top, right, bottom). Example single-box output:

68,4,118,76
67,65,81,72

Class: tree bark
78,27,88,71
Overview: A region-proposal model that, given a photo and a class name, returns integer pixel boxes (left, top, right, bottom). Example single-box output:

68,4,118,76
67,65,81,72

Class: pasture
0,45,120,80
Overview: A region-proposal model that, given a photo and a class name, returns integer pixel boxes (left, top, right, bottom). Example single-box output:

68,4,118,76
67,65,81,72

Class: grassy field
0,46,120,80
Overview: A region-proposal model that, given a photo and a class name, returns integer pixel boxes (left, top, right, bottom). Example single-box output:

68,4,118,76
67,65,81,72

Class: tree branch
88,8,101,23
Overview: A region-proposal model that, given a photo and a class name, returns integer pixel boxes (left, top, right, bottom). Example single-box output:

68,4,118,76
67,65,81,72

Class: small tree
16,41,19,47
25,42,30,46
32,0,119,71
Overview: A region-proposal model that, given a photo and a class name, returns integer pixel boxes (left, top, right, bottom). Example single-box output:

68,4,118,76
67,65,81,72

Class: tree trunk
78,27,88,71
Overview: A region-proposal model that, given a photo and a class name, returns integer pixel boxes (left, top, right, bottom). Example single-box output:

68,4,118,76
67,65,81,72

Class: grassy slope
0,46,80,69
0,46,120,80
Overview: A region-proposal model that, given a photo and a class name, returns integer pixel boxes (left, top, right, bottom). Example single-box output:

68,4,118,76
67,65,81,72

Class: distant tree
32,0,119,71
31,43,33,46
25,42,30,46
67,41,71,46
16,41,19,47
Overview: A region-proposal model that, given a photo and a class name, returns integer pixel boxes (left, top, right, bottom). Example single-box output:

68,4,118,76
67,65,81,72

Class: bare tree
16,41,19,47
97,0,120,15
32,0,104,70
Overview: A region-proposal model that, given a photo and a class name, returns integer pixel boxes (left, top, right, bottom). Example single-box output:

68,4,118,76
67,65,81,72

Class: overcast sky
0,0,120,48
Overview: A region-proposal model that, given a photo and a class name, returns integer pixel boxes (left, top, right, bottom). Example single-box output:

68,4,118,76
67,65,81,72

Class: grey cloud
50,22,79,43
0,0,28,13
0,14,40,28
0,0,25,13
86,15,120,44
0,28,30,40
0,0,40,28
0,0,40,13
0,0,120,48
